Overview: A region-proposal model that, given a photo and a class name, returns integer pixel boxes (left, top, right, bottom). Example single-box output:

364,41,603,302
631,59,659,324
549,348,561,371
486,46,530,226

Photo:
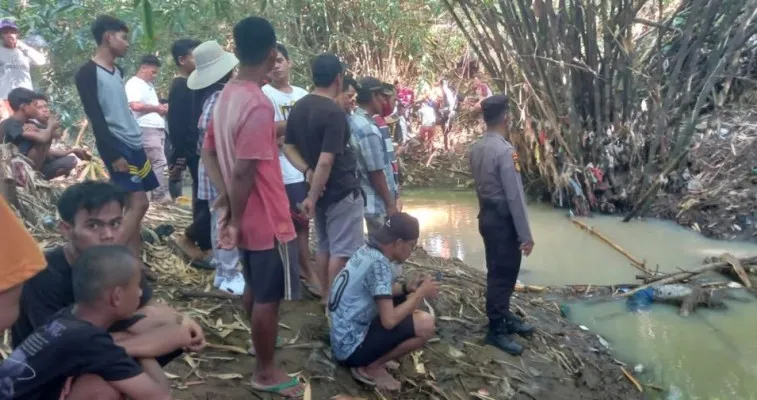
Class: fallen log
720,253,754,288
570,219,649,275
622,254,757,297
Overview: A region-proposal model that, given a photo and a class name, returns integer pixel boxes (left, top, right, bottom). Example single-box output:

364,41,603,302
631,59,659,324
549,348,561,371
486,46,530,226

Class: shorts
40,155,77,180
285,181,309,231
343,315,415,367
107,314,182,367
105,145,160,193
314,191,365,258
239,240,301,304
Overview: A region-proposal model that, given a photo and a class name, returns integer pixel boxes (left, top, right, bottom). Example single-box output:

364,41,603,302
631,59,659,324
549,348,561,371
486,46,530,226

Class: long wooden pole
570,218,649,275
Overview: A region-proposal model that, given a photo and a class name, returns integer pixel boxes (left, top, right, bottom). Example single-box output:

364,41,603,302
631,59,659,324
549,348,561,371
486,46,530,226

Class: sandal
350,367,377,387
249,376,305,398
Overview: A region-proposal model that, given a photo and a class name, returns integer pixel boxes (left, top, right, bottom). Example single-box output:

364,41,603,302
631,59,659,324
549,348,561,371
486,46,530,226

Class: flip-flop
248,336,286,356
350,367,377,387
249,376,304,398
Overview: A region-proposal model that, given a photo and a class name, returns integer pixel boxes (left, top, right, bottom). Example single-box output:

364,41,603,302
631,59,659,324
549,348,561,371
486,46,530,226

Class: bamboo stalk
570,218,648,274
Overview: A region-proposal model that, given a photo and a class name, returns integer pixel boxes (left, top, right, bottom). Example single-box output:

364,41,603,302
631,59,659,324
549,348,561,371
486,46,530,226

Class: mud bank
1,180,641,399
132,205,639,399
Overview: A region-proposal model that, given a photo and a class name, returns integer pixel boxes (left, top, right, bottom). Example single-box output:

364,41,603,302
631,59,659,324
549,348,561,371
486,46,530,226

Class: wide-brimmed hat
187,41,239,90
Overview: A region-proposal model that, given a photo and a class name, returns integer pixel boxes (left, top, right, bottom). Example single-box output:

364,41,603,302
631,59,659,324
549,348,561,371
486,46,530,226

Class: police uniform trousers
478,204,521,326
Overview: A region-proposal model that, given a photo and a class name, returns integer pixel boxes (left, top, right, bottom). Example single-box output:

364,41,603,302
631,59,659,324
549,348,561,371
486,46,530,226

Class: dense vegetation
4,0,466,130
5,0,757,217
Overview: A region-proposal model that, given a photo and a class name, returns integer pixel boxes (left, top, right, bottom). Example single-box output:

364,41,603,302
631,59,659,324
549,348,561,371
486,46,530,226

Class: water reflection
403,190,757,286
403,190,757,400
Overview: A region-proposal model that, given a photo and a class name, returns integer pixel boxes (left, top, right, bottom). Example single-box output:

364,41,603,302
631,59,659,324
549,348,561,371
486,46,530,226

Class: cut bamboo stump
570,218,649,275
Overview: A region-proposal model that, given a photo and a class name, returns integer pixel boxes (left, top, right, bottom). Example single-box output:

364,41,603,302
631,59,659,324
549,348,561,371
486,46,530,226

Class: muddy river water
403,190,757,400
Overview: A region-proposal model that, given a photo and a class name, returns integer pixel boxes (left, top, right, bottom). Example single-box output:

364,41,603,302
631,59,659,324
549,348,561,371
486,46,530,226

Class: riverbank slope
3,186,641,399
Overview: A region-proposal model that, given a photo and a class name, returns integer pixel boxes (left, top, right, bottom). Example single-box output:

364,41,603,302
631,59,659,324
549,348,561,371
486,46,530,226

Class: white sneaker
218,273,246,296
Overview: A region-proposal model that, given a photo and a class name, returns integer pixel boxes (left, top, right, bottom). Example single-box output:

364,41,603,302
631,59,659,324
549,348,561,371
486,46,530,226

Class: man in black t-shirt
283,53,365,301
0,88,61,170
0,245,182,400
166,38,214,263
11,182,206,379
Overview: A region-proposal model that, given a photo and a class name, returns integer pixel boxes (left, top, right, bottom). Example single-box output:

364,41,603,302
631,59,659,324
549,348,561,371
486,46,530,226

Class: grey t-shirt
75,61,142,163
0,44,46,100
328,245,394,361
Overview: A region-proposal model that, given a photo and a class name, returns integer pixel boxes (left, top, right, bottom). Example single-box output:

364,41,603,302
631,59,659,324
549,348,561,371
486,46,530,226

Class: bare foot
384,360,400,371
358,365,400,391
251,368,305,398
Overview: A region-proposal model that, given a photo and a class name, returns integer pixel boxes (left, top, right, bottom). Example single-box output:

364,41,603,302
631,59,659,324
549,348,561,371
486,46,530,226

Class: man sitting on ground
24,95,91,179
0,246,183,400
11,181,206,380
328,213,438,391
0,87,70,179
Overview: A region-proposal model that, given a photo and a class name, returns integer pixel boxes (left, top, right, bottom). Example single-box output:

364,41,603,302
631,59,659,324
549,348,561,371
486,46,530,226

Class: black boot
486,319,524,356
506,317,534,338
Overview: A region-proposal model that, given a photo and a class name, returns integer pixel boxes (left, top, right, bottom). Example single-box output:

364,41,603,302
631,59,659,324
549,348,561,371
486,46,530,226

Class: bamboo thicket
444,0,757,216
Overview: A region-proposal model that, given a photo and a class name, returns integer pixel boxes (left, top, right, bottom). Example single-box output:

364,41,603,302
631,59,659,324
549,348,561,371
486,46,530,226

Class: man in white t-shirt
0,19,47,121
125,55,170,203
262,43,321,296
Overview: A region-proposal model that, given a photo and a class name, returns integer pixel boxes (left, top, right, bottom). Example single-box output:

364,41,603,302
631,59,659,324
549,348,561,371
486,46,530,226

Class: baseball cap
0,19,18,31
371,213,420,244
481,94,510,122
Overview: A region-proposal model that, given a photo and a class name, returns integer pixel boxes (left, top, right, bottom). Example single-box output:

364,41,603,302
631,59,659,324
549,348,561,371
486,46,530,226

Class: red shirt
203,80,295,250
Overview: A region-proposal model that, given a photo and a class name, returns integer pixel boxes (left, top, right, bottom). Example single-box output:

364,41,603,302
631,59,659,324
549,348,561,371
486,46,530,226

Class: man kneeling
0,246,183,399
328,213,439,391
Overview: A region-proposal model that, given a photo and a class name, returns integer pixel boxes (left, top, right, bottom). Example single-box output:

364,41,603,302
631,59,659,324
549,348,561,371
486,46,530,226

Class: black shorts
108,314,182,367
239,240,301,304
40,155,77,179
343,315,415,367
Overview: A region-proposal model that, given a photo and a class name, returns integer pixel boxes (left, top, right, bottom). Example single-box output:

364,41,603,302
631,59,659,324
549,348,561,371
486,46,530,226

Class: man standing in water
75,15,159,258
469,94,535,356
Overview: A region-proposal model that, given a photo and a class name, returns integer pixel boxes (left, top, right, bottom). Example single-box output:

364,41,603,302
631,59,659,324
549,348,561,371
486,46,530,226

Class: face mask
381,100,393,117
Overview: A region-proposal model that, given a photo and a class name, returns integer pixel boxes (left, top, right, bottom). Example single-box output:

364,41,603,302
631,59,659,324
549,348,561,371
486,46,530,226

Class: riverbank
145,205,639,399
402,92,757,244
2,183,641,399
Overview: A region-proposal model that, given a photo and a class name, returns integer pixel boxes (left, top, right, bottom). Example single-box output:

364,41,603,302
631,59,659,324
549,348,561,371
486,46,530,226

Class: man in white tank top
262,43,321,297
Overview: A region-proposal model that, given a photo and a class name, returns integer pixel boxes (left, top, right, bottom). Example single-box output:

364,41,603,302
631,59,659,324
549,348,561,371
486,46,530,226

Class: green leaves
142,0,155,46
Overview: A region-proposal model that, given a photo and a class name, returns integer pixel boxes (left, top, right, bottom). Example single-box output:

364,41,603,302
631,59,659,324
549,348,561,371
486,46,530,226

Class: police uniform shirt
469,132,533,243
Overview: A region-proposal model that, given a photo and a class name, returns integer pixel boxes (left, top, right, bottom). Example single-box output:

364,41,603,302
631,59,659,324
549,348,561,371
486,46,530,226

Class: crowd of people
0,12,533,400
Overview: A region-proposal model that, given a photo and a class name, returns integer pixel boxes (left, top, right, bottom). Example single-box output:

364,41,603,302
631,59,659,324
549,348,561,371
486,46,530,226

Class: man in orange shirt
0,196,46,331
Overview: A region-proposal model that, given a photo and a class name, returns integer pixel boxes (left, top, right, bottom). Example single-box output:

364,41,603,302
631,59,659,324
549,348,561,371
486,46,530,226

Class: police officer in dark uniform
470,94,535,355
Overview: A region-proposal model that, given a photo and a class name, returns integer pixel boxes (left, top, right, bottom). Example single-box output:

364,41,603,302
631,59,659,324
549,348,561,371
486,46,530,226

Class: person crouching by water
469,94,535,356
328,213,438,391
0,246,178,399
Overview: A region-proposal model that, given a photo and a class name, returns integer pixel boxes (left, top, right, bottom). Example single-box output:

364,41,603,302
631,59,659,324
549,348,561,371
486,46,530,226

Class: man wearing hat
186,40,245,296
0,18,47,120
349,77,399,234
328,213,438,391
470,94,535,356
